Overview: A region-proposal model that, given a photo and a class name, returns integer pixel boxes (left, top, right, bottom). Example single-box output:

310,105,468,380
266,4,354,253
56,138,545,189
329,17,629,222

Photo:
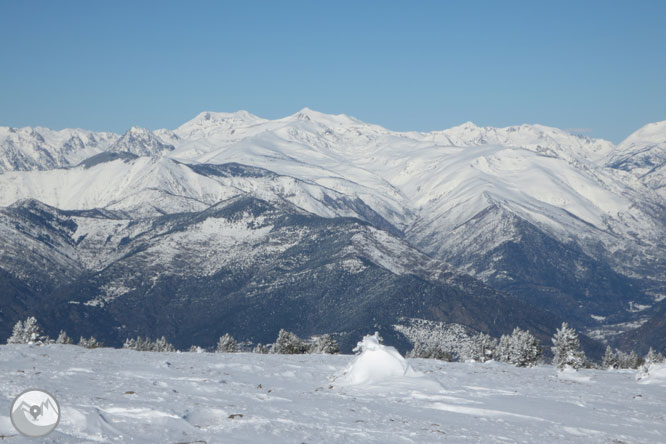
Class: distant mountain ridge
1,110,665,354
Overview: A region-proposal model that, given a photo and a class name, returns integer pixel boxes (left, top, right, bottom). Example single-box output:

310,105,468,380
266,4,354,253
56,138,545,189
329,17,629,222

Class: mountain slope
108,126,175,157
0,196,570,353
0,126,118,172
608,121,666,202
1,111,665,352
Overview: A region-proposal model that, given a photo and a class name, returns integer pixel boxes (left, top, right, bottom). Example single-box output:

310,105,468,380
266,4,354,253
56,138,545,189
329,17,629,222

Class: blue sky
1,1,664,142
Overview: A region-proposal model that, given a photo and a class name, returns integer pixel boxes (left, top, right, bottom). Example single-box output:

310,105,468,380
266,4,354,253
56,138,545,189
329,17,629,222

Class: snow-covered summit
283,107,365,127
427,121,615,164
618,120,666,150
174,110,266,140
108,126,175,157
608,120,666,173
0,126,118,172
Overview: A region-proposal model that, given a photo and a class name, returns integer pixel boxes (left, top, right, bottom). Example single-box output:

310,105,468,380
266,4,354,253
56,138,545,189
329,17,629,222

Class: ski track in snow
0,345,665,443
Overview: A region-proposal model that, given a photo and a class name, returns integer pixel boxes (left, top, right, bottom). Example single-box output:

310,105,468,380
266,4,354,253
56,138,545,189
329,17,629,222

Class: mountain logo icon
10,389,60,437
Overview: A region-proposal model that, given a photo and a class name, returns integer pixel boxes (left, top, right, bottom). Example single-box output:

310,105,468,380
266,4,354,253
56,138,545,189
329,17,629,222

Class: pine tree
601,345,618,369
7,319,25,344
56,330,74,344
7,317,47,345
626,350,642,369
273,329,308,354
216,333,238,353
23,317,45,344
551,322,586,370
496,334,512,363
509,328,542,367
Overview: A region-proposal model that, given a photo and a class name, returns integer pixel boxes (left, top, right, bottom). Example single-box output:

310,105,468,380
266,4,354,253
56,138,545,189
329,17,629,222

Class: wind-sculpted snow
334,332,426,386
0,345,665,443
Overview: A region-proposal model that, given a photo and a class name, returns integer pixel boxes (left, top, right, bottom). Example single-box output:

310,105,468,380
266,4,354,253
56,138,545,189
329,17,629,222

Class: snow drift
335,333,421,386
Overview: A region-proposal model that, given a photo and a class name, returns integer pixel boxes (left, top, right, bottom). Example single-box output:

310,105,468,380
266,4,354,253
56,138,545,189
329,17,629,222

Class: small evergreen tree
551,322,585,370
509,328,542,367
496,334,512,363
273,329,308,354
627,351,642,369
216,333,238,353
308,334,340,354
7,319,26,344
56,330,74,344
189,345,205,353
601,345,618,369
7,317,47,345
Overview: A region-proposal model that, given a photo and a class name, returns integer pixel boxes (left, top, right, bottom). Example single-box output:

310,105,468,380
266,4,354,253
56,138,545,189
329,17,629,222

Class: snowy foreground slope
1,345,665,443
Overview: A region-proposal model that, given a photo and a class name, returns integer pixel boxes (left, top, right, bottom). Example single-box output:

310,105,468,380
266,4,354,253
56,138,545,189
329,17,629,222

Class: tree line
4,317,340,355
5,317,665,372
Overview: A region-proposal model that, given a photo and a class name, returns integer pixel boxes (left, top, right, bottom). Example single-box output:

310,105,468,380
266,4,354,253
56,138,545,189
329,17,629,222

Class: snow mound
335,333,420,386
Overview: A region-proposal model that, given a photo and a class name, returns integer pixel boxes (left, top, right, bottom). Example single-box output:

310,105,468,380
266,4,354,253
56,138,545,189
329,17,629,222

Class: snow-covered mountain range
1,110,665,353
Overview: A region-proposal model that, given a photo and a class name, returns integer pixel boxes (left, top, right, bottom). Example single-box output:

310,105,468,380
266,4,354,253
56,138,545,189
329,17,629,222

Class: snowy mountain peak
429,121,615,163
0,126,118,172
192,110,261,124
618,120,666,150
174,110,266,140
609,120,666,176
286,107,363,127
108,126,174,157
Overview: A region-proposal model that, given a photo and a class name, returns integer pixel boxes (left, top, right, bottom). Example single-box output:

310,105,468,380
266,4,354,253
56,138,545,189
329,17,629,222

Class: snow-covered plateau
1,344,665,443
